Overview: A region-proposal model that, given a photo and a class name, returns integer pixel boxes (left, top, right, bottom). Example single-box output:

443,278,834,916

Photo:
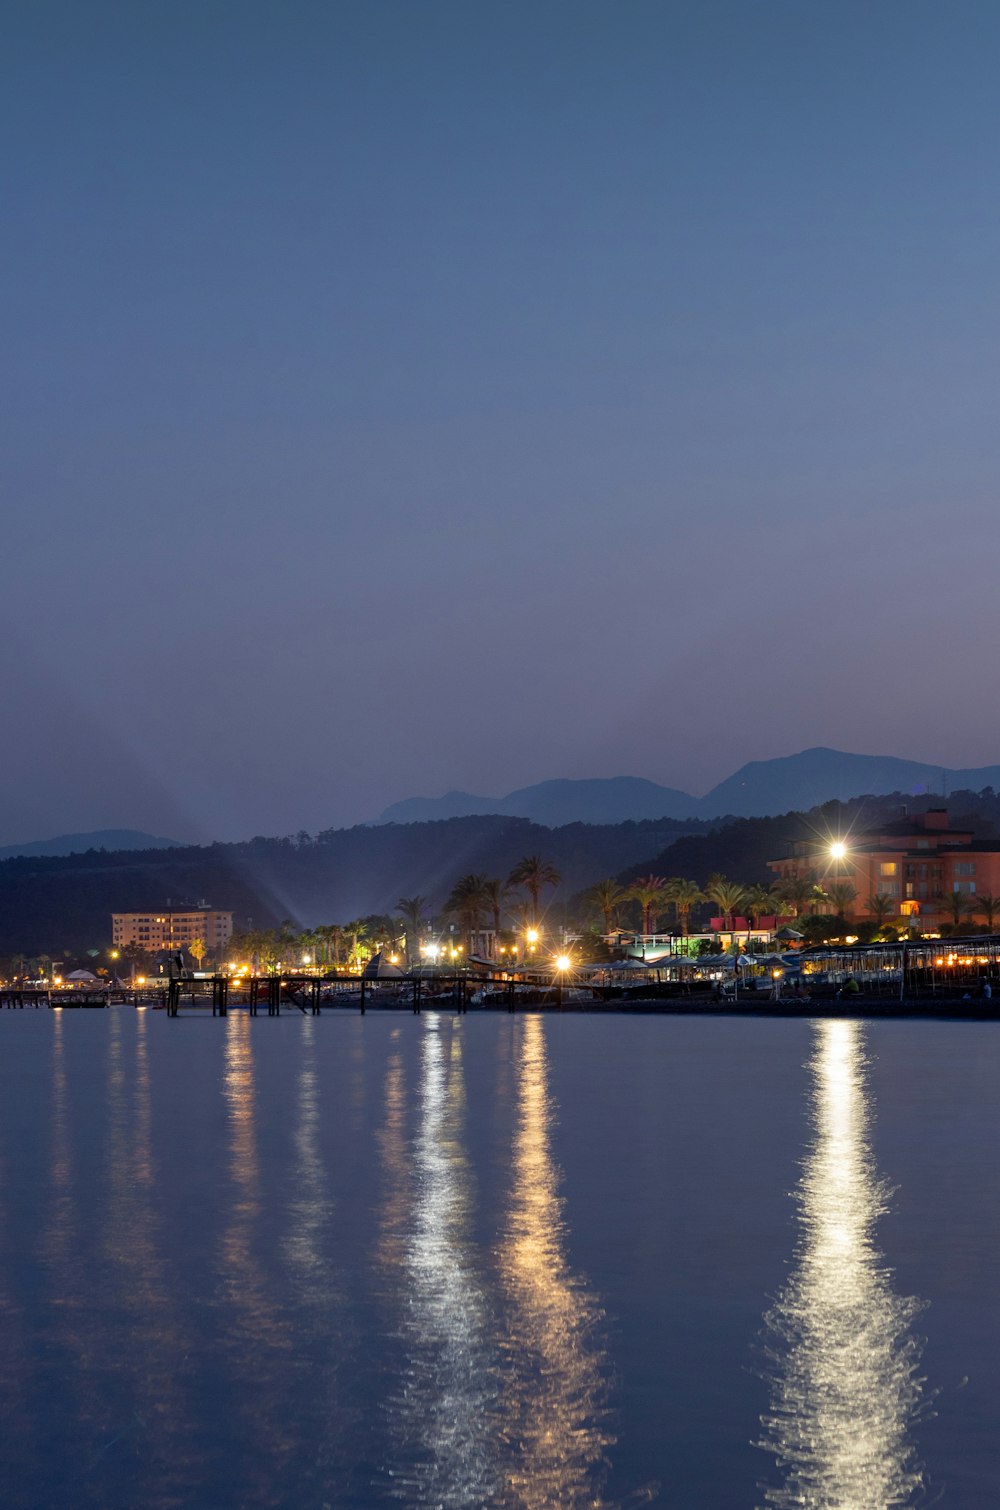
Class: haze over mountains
0,831,182,862
376,748,1000,828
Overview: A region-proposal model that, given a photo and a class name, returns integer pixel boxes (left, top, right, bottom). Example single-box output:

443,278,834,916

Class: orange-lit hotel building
112,906,234,955
767,809,1000,928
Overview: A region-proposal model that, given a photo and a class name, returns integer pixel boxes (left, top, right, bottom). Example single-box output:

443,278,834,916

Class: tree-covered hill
0,813,710,954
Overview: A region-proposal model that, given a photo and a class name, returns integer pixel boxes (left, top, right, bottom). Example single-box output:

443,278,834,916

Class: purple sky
4,1,1000,845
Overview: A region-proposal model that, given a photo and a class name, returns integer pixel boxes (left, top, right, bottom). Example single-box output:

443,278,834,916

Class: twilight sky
4,1,1000,845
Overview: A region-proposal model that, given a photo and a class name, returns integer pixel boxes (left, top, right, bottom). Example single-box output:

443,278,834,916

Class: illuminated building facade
112,906,234,955
768,809,1000,926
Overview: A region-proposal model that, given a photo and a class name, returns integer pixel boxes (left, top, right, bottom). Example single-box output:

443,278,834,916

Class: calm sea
0,1007,997,1508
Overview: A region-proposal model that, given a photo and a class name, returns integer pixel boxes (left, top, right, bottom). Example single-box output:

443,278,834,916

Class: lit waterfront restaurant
767,808,1000,928
112,907,234,955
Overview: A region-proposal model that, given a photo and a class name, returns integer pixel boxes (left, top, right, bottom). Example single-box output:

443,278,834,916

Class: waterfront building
112,905,234,955
767,808,1000,927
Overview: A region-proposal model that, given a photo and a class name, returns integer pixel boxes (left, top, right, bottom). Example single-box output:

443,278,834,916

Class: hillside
0,812,708,955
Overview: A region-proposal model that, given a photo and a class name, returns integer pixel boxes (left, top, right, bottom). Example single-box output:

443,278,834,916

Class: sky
4,0,1000,845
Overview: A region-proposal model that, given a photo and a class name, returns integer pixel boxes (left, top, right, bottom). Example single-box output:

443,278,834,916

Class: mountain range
376,747,1000,828
0,830,182,862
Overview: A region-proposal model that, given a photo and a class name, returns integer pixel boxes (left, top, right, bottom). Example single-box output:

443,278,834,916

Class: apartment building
768,809,1000,926
112,906,234,955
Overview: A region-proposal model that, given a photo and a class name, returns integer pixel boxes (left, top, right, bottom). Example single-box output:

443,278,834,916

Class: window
954,880,977,894
877,880,900,896
953,862,976,877
879,862,898,876
917,839,930,849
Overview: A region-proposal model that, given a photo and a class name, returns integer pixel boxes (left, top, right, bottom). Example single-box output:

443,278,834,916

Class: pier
165,969,564,1017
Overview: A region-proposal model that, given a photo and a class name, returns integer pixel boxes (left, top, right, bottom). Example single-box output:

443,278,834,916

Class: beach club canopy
65,969,99,982
362,953,404,980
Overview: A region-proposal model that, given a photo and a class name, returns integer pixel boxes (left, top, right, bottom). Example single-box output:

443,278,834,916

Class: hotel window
954,880,977,894
879,862,898,877
953,862,976,877
877,880,900,896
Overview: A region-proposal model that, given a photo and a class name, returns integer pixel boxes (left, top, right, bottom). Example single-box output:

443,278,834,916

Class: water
0,1007,998,1508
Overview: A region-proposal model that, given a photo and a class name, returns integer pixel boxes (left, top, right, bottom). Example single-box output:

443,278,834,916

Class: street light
830,841,847,861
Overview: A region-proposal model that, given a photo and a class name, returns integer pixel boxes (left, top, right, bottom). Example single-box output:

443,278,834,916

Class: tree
445,874,488,954
585,878,626,933
625,875,670,935
121,941,152,981
395,896,428,965
343,920,369,970
941,890,975,933
742,885,781,925
704,875,747,931
825,881,858,918
481,878,510,936
315,924,344,968
974,893,1000,932
506,855,561,923
775,875,819,918
665,878,705,938
865,894,898,930
188,936,207,970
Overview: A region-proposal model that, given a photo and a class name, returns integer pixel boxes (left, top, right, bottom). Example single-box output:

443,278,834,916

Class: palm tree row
442,854,563,954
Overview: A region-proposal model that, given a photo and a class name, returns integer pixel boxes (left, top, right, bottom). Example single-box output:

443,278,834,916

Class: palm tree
665,878,705,938
774,875,818,918
974,893,1000,932
625,875,670,935
865,894,898,930
314,924,342,968
704,875,748,932
742,884,781,925
825,881,858,918
941,890,975,933
586,878,627,932
395,896,428,965
506,855,561,923
481,878,510,935
343,920,369,971
295,928,320,966
445,874,489,954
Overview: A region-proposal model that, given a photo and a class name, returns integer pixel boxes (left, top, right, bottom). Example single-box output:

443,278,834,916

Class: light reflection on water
219,1013,295,1500
388,1015,498,1506
382,1013,613,1508
0,1010,983,1506
497,1013,615,1509
758,1020,927,1509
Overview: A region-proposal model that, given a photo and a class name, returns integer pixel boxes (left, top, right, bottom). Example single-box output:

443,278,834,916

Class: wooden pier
165,970,562,1017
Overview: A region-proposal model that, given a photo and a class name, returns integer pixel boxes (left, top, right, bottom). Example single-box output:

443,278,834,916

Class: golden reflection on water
759,1020,926,1509
375,1030,409,1276
391,1016,497,1506
284,1015,333,1296
220,1013,294,1493
108,1006,198,1503
498,1013,614,1510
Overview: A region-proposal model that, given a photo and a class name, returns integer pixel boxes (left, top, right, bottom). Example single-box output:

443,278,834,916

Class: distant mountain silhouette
376,748,1000,827
699,747,1000,817
0,829,182,861
378,776,696,826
